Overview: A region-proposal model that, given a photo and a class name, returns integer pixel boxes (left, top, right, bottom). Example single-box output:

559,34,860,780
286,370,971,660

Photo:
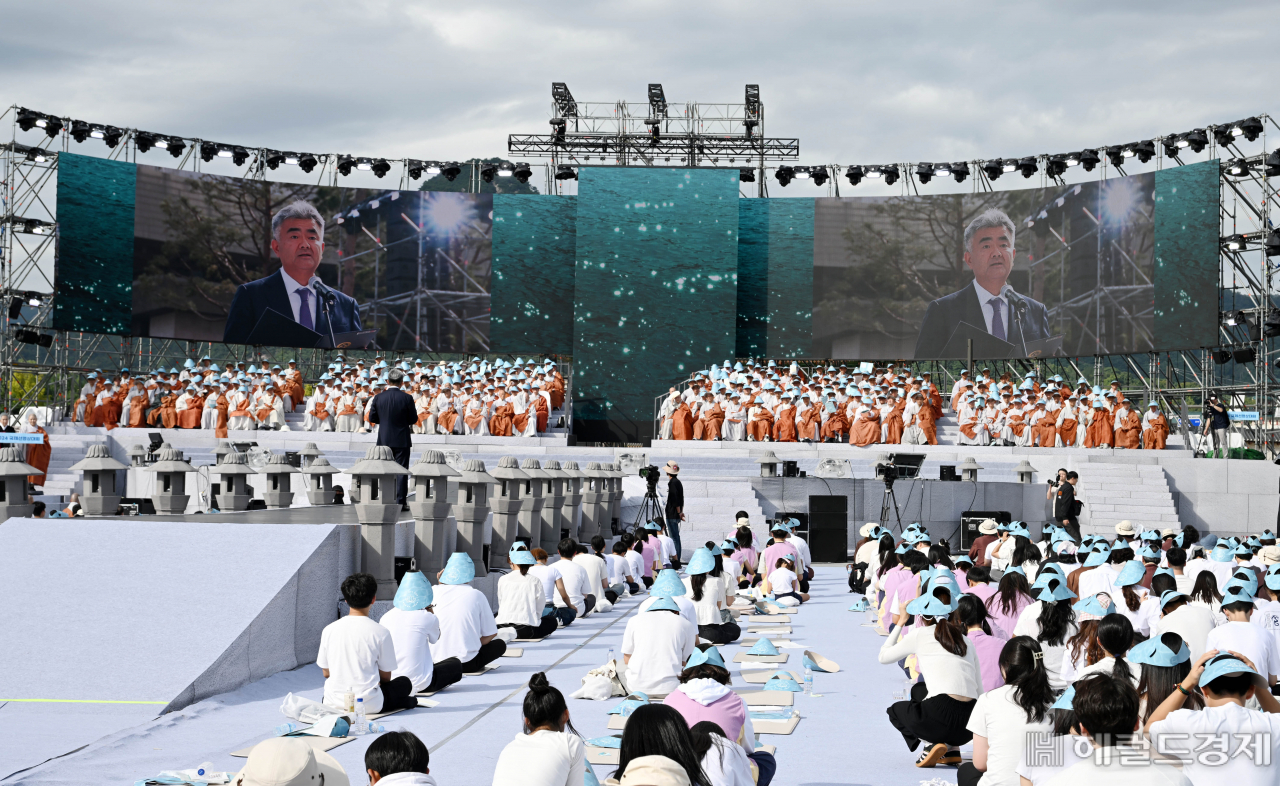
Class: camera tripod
631,473,666,535
879,479,903,532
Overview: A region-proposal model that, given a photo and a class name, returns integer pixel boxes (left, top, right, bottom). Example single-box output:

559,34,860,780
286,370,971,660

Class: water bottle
367,721,386,735
273,722,302,736
343,687,355,713
803,668,813,695
195,762,215,779
352,697,368,735
606,647,615,665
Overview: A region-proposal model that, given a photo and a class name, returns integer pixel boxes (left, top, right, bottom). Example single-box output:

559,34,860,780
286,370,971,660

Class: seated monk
1030,405,1057,447
748,404,774,442
797,400,822,442
1142,403,1169,449
490,400,514,436
1057,408,1079,447
883,399,905,444
820,404,848,442
1084,404,1114,447
773,400,798,443
1114,404,1141,449
917,401,939,446
850,406,880,446
534,393,549,432
671,399,694,440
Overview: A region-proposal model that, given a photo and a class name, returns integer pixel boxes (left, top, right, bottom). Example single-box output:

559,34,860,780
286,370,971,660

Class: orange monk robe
179,395,204,429
98,390,124,431
438,404,460,434
850,410,881,446
490,402,515,436
820,408,848,441
773,405,798,442
512,407,531,436
463,403,487,432
797,406,821,441
25,426,51,486
671,402,694,440
254,393,280,424
1143,413,1169,450
549,374,565,410
883,401,906,444
699,403,724,441
128,392,148,428
1057,413,1079,447
748,407,774,441
153,393,178,428
917,404,939,446
1006,411,1028,439
1084,408,1114,447
1031,413,1057,447
534,395,549,432
1115,409,1141,449
958,413,981,441
215,394,230,438
287,376,305,411
309,400,330,425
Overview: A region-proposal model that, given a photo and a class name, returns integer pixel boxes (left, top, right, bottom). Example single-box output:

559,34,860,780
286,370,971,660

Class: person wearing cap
622,595,698,695
1204,588,1279,686
316,573,417,715
1141,401,1169,449
760,522,802,588
432,553,507,675
765,551,807,605
380,572,464,696
233,736,350,786
663,461,685,562
1013,576,1080,692
1145,650,1280,785
967,519,999,568
662,645,763,766
495,548,557,641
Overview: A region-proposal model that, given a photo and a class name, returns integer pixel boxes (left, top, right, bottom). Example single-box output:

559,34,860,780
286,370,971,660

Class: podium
244,308,376,349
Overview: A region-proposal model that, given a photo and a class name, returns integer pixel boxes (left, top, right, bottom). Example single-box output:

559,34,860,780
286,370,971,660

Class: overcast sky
3,0,1275,195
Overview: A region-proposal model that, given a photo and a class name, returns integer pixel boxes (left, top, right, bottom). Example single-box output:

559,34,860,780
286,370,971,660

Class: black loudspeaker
285,451,301,468
246,499,267,511
940,465,959,481
783,460,799,477
808,495,848,563
959,510,1012,550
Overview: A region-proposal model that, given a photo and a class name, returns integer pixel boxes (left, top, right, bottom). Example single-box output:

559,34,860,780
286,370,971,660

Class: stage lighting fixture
1225,159,1251,178
1213,125,1236,149
135,132,158,153
265,150,287,170
1105,146,1125,168
743,118,759,138
513,162,533,183
7,297,23,319
336,155,356,176
774,166,795,187
1224,309,1248,326
371,158,392,178
1162,137,1181,159
407,160,426,180
915,163,933,185
26,293,41,308
1211,349,1233,365
1078,149,1100,171
981,160,1003,181
1233,347,1256,364
19,219,53,235
793,166,811,180
810,166,829,186
297,153,318,173
24,147,50,164
13,328,52,347
70,120,92,143
229,146,250,166
554,164,577,181
1265,150,1280,177
645,118,661,144
550,117,567,145
1234,117,1264,142
881,165,900,186
739,168,755,183
200,141,218,162
1181,129,1209,153
1046,156,1068,178
352,157,371,172
1016,157,1038,178
1223,234,1247,251
1132,140,1156,163
35,115,63,139
481,163,499,183
1267,229,1280,257
497,162,515,177
845,165,864,186
16,108,42,132
951,162,970,183
442,162,462,181
100,126,123,148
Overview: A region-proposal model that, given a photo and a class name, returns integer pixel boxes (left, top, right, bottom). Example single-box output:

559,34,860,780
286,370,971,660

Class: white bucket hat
1115,521,1136,537
979,519,998,535
234,737,349,786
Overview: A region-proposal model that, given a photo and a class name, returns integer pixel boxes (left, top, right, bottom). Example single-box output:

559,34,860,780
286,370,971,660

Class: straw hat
664,460,680,475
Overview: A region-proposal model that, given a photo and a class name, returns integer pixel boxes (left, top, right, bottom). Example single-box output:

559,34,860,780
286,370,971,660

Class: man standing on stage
367,369,418,508
1054,471,1080,541
663,460,685,567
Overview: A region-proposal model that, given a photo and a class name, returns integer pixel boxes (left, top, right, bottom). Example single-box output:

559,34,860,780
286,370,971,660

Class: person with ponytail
1066,613,1137,689
492,672,585,786
984,567,1033,640
1061,594,1112,686
1013,576,1079,691
687,721,756,786
683,548,740,644
1111,560,1154,636
880,578,983,768
958,636,1055,786
1131,632,1201,727
957,593,1006,692
611,704,711,786
496,548,558,641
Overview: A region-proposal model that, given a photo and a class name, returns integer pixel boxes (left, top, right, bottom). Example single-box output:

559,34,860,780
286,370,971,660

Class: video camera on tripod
631,465,665,534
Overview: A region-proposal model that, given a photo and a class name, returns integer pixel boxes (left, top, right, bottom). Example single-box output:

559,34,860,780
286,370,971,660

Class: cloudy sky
3,0,1275,195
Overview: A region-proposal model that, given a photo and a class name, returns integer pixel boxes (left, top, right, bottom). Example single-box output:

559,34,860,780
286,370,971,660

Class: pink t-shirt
985,592,1032,640
736,547,759,575
639,539,660,578
965,582,998,605
760,542,799,575
663,687,748,743
967,629,1007,692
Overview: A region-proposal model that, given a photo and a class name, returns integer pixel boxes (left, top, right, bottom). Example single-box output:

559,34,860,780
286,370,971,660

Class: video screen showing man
913,208,1051,359
222,201,361,345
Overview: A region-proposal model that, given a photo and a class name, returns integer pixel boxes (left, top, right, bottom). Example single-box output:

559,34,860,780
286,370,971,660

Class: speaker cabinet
807,495,848,563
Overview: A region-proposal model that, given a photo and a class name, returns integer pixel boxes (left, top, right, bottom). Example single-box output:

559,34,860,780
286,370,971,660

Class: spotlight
550,117,567,145
297,153,318,173
1046,156,1069,178
70,120,92,143
933,162,951,177
1266,150,1280,177
1224,309,1249,326
26,293,41,308
809,166,829,186
407,160,426,180
135,132,159,153
14,329,39,345
1213,125,1236,148
1233,347,1256,364
950,162,970,183
1235,117,1264,142
845,165,864,186
497,162,515,177
645,118,661,144
1079,149,1101,171
200,141,219,163
774,166,795,187
1182,129,1209,153
1267,229,1280,257
1162,137,1181,159
7,298,23,319
371,159,392,178
554,164,577,181
1130,140,1156,163
1225,159,1251,178
230,146,250,166
265,150,287,170
20,219,53,235
1211,349,1233,365
101,126,123,148
513,162,533,183
1223,234,1247,251
39,115,63,139
981,160,1003,181
915,162,933,185
24,147,50,164
739,168,755,183
792,166,810,181
1016,157,1038,178
336,155,357,176
1106,146,1126,168
441,162,462,181
881,165,900,186
481,163,499,183
16,108,42,132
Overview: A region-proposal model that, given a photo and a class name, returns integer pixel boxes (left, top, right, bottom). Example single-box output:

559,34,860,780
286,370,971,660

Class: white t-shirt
491,729,585,786
1015,736,1092,786
580,553,609,597
624,550,645,582
529,563,560,606
551,558,589,613
1205,620,1279,681
684,574,724,626
790,534,812,572
378,607,440,694
1043,748,1189,786
658,534,677,565
1149,703,1280,786
432,584,498,664
495,570,546,628
965,684,1054,786
607,553,630,585
699,735,755,786
1150,604,1216,662
769,567,799,595
622,609,697,694
315,614,397,713
1253,598,1280,656
1014,602,1080,692
638,594,699,629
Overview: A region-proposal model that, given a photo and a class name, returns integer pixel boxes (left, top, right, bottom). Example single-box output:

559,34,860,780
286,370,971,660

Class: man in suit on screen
222,201,362,345
912,208,1051,358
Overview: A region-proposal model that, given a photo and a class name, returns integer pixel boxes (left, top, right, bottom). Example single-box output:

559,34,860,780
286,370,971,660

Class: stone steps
1078,461,1181,536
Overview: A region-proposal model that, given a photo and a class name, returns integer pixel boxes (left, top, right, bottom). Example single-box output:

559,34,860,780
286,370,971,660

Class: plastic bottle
195,762,215,778
606,647,615,665
367,721,386,735
273,722,302,736
343,687,355,713
803,668,813,695
353,697,368,735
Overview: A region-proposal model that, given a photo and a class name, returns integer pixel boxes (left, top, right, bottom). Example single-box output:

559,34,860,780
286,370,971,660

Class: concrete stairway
35,434,110,502
1079,461,1181,536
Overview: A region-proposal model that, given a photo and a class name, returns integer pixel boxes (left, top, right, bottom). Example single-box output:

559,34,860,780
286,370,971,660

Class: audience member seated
379,571,463,696
683,548,739,644
235,737,350,786
432,553,507,674
622,596,698,695
551,538,595,626
496,547,558,641
317,573,417,715
957,636,1054,786
608,704,710,786
365,730,435,786
491,672,585,786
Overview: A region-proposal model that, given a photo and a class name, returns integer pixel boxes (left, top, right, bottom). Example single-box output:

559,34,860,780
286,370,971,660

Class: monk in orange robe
24,421,51,486
850,407,881,446
438,402,460,435
463,401,487,433
534,394,549,432
179,391,204,429
308,398,330,429
820,404,848,442
1057,408,1079,447
773,400,798,442
917,402,939,446
1030,404,1057,447
748,404,774,442
698,400,724,441
98,388,124,431
215,392,230,438
797,401,821,442
128,388,148,428
883,399,905,444
1084,404,1114,447
1114,404,1141,449
1142,405,1169,449
549,373,565,411
671,400,694,440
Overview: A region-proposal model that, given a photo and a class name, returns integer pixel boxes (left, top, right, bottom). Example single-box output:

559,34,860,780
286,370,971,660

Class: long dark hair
1120,584,1143,612
1001,636,1055,723
1137,633,1202,725
1067,619,1104,668
615,704,709,786
927,544,955,570
688,721,728,772
1036,585,1076,646
922,588,967,657
1190,571,1222,604
523,672,576,735
900,549,930,574
1096,614,1134,684
735,526,753,550
877,547,901,578
988,571,1032,616
956,592,993,635
691,573,707,602
1010,536,1040,569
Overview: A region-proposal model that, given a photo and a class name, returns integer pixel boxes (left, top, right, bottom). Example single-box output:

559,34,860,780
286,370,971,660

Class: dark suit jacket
913,283,1050,359
368,387,418,448
222,269,362,346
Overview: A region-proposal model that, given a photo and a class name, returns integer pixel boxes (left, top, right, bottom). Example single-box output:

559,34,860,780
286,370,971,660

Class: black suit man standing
367,369,418,507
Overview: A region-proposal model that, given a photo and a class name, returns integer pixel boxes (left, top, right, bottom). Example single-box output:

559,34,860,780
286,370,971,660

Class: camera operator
1202,393,1230,458
663,460,684,566
1053,470,1080,542
1044,467,1067,502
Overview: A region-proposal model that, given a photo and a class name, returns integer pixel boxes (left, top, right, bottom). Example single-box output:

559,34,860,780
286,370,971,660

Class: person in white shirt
959,636,1055,786
551,539,595,626
623,537,647,592
1045,673,1189,786
1146,651,1280,786
529,549,564,620
610,540,639,595
491,672,585,786
578,540,613,611
1013,578,1080,692
683,547,740,645
432,553,507,674
1204,587,1279,685
638,569,700,631
657,525,678,569
689,722,755,786
622,596,698,695
1255,567,1280,658
379,572,464,696
590,536,624,602
764,556,808,605
365,729,436,786
316,572,417,714
1164,547,1195,595
1149,590,1216,662
496,549,557,641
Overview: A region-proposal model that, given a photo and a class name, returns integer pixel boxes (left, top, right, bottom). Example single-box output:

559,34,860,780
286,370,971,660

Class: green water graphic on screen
490,195,576,355
573,168,739,442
